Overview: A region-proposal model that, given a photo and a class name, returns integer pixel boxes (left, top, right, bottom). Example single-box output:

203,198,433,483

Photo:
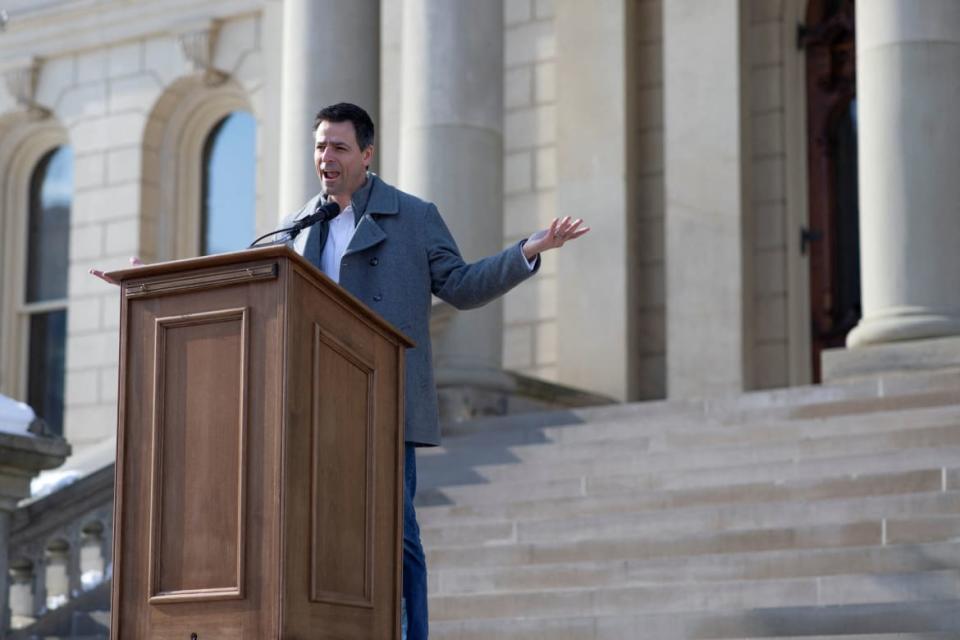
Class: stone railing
7,464,113,631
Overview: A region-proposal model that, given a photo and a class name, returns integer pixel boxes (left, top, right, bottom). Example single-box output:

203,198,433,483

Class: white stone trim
141,75,252,260
0,0,262,61
0,112,69,401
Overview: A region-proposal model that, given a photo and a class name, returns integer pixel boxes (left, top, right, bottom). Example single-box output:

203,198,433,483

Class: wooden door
803,0,860,381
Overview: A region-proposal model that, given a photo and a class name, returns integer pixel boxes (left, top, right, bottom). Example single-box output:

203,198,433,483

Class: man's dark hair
314,103,376,150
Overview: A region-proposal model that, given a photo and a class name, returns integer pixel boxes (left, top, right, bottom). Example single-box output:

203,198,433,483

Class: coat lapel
344,174,399,256
345,215,387,255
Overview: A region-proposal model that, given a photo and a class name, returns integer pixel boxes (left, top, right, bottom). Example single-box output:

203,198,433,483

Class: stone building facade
0,0,958,459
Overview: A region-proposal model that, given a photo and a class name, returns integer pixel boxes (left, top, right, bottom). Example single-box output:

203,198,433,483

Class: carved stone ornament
2,57,49,114
176,19,226,85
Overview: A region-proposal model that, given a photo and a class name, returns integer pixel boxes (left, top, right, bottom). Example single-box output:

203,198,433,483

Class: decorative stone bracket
176,19,227,86
1,57,49,115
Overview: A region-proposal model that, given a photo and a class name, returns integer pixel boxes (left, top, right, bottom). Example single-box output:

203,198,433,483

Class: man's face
314,119,373,201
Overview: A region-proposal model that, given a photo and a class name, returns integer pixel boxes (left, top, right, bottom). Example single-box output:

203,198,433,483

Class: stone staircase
7,370,960,638
417,371,960,639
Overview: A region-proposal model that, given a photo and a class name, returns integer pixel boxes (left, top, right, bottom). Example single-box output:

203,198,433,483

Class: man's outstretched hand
89,256,144,285
523,216,590,261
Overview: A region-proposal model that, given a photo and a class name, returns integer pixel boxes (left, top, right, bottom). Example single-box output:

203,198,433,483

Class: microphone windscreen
318,201,341,221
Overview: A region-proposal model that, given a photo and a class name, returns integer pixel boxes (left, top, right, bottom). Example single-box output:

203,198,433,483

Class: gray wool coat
279,174,539,446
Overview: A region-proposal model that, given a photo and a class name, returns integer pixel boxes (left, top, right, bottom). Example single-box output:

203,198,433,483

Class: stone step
429,598,960,639
588,447,960,495
417,425,960,506
428,569,960,621
421,491,960,548
432,399,960,453
787,388,960,422
419,409,960,492
438,370,960,444
428,541,960,596
418,466,951,527
419,443,960,508
429,413,960,482
437,421,960,471
439,374,960,439
426,514,960,569
732,636,960,640
696,599,960,638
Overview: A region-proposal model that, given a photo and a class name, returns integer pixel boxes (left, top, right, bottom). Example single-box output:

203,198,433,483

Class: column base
823,334,960,382
845,308,960,347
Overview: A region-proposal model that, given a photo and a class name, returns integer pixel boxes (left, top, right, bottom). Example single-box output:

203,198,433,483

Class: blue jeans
403,444,429,639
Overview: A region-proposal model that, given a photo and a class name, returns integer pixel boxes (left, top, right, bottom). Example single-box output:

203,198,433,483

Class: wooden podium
106,246,412,639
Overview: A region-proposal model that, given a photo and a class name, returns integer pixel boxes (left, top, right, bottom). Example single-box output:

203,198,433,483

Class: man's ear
362,145,374,169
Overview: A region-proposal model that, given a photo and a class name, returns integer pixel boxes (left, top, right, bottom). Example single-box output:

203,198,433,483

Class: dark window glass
26,146,73,302
24,145,72,436
201,111,256,255
27,310,67,436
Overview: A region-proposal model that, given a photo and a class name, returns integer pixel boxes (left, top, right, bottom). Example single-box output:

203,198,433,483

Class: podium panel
151,309,248,602
309,327,374,604
281,265,403,639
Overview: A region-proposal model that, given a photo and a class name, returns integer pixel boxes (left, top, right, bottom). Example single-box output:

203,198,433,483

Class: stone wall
501,0,560,382
0,7,267,452
748,0,791,389
48,42,153,450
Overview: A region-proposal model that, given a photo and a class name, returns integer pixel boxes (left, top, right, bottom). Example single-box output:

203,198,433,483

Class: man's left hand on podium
89,256,144,285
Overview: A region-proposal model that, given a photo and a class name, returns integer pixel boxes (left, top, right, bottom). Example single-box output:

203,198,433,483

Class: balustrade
5,465,113,633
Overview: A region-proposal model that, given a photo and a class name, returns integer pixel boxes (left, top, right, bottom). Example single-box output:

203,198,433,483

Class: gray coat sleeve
423,203,540,310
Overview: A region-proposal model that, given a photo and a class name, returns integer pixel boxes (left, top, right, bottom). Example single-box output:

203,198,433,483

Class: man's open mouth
322,169,341,180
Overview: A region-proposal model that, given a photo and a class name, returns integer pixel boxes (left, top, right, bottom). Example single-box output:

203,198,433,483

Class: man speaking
279,102,588,638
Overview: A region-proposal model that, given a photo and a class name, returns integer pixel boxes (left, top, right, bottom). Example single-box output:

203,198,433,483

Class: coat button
373,294,383,302
369,257,379,266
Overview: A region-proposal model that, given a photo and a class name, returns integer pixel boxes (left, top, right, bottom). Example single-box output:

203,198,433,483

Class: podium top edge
103,245,298,282
105,244,415,348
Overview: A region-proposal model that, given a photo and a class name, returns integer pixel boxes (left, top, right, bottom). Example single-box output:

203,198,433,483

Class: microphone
248,200,342,248
289,200,342,237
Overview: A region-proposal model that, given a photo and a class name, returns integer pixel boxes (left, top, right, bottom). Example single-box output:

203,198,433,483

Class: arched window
24,145,73,436
200,111,256,255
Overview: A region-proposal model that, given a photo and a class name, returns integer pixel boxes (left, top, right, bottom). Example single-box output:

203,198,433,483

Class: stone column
555,0,632,401
663,0,752,397
399,0,507,412
846,0,960,347
378,0,404,184
278,0,380,215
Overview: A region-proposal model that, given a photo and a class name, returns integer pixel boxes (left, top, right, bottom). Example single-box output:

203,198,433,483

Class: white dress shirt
319,204,357,283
